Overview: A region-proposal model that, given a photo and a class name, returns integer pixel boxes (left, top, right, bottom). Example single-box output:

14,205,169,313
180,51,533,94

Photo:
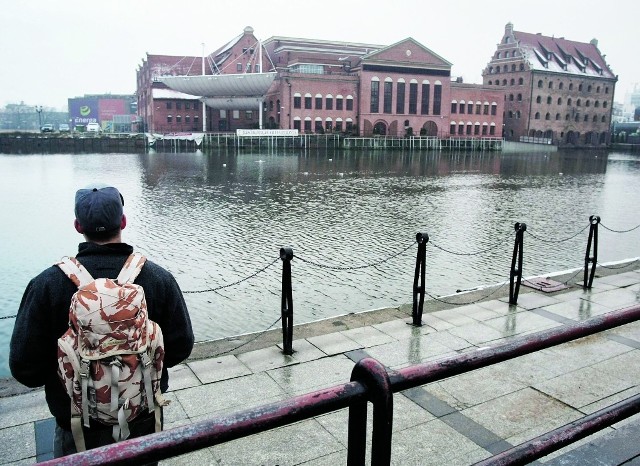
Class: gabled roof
363,37,452,68
513,30,615,79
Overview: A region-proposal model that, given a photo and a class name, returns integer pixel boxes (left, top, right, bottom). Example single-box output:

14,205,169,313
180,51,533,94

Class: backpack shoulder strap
116,253,147,284
56,257,94,289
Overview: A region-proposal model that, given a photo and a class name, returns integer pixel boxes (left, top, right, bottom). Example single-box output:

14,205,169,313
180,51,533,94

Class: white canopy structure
158,72,277,128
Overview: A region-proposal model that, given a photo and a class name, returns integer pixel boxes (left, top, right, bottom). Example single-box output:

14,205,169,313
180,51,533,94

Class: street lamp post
35,106,43,129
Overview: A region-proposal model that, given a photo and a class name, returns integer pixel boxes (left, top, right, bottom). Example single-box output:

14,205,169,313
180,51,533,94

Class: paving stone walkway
1,264,640,465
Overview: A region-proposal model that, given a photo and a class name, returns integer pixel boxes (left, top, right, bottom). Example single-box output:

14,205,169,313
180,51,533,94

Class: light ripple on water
0,150,639,377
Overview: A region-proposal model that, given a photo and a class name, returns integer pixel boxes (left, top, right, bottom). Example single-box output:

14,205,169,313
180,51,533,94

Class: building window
236,63,242,72
346,96,354,111
166,102,172,110
502,79,507,85
451,101,457,113
176,102,182,110
535,112,540,119
383,81,393,114
305,94,312,109
475,102,481,114
185,115,190,123
396,81,406,114
304,119,312,132
409,82,417,114
516,110,521,119
518,77,523,85
603,101,607,108
569,83,574,90
511,64,516,72
587,84,592,92
557,97,563,105
233,110,240,119
167,115,172,123
466,123,472,135
433,82,442,115
579,84,583,91
220,110,227,118
538,80,543,88
315,95,323,110
326,95,333,110
336,97,343,110
491,103,497,115
245,111,253,120
458,123,464,135
450,123,456,134
370,80,380,113
594,100,600,108
568,98,572,105
482,124,488,135
547,96,552,104
593,115,598,122
577,99,581,107
520,64,525,71
509,94,514,101
194,115,199,125
517,93,522,101
548,82,553,89
483,103,489,115
346,120,353,132
508,111,513,119
545,112,550,120
335,120,343,132
510,78,515,85
325,119,333,132
185,102,191,110
255,64,260,73
559,82,564,90
586,100,590,107
488,80,492,85
459,101,465,114
294,119,301,131
315,119,323,132
421,83,430,114
489,124,495,135
584,114,589,122
566,114,570,120
605,87,609,94
556,113,561,120
269,100,274,111
467,102,473,114
176,115,182,123
602,115,606,122
294,94,301,109
536,96,542,104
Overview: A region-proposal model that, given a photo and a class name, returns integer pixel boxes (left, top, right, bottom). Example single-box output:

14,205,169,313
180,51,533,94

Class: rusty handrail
40,304,640,465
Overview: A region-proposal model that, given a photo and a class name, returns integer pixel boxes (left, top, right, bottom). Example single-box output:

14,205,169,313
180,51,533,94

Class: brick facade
482,23,617,146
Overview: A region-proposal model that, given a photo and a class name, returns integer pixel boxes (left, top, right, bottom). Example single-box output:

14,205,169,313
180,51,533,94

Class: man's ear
120,214,127,230
74,219,84,234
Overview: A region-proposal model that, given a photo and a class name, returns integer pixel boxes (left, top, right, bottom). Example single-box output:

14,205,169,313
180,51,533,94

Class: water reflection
0,149,639,378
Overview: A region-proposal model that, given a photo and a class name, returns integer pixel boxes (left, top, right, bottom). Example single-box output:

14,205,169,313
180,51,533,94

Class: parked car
58,123,70,133
86,122,101,133
40,124,54,133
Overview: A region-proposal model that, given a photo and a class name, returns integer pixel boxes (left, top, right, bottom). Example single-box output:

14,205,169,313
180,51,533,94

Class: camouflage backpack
56,253,169,451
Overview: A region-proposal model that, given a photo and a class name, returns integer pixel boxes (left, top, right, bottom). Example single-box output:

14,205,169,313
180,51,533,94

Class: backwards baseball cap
74,184,125,233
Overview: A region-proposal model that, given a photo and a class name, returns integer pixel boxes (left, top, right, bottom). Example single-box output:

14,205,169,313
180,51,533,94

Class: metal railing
41,304,640,465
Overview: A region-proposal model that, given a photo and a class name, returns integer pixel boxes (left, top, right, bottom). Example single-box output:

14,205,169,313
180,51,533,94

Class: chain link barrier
429,231,513,256
423,280,510,306
295,241,417,271
208,315,283,358
601,222,640,234
525,223,591,243
183,257,280,294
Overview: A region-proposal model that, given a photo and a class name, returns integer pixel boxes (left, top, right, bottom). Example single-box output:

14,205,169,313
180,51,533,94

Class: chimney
505,22,513,35
590,38,599,47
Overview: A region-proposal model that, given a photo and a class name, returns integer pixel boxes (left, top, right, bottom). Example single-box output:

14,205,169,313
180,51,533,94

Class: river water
1,148,640,377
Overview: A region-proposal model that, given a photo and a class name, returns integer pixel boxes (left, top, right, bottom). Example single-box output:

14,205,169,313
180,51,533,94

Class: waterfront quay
2,260,640,465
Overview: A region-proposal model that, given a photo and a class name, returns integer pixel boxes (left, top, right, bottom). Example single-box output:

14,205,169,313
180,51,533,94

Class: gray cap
74,185,125,233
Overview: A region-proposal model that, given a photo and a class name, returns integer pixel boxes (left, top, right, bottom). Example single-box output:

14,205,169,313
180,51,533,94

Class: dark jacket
9,242,194,430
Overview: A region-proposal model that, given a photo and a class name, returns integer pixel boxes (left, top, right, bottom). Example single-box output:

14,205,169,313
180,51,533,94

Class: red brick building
483,23,617,145
138,27,505,138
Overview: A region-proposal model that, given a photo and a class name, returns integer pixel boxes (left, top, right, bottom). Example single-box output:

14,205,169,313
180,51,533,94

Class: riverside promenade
1,261,640,465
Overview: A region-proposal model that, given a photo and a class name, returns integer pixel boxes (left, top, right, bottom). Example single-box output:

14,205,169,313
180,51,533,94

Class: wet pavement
1,261,640,465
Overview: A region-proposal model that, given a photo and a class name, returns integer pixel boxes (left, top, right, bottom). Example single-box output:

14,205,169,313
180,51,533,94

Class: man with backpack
10,184,194,458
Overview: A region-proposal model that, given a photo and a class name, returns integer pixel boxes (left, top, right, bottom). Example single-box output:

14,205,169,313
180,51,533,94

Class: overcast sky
1,0,637,111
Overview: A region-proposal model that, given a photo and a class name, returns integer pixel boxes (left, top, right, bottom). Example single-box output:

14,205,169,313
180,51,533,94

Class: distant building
68,94,137,132
483,23,617,146
137,27,505,137
0,102,67,131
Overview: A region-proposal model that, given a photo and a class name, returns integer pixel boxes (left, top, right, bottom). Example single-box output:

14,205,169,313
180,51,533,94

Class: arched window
547,96,552,104
538,80,543,88
505,51,510,58
603,101,608,108
536,96,542,104
511,64,516,72
459,100,466,114
325,94,334,110
518,77,523,85
519,63,524,71
594,100,600,108
293,92,302,109
569,83,574,90
509,94,514,101
557,97,562,105
304,93,312,109
502,79,507,85
488,80,493,85
555,113,561,120
577,99,581,107
548,81,553,89
433,81,442,115
451,100,458,113
510,78,515,85
315,93,323,110
508,110,513,118
593,115,598,122
535,112,540,119
586,100,590,107
568,98,572,106
336,94,344,110
515,110,521,119
346,95,354,111
496,65,501,73
601,115,606,122
559,82,564,90
370,77,380,113
587,84,592,92
578,83,583,91
545,112,550,120
517,93,522,101
491,102,497,115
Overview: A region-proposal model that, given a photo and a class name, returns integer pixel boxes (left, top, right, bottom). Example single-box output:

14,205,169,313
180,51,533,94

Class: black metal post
583,215,600,289
280,247,294,355
35,105,43,129
412,232,429,326
509,222,526,305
